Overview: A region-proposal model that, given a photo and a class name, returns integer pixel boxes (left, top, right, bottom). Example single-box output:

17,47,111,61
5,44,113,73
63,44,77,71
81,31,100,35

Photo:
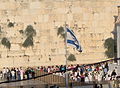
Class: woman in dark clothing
80,73,85,82
31,68,35,78
111,70,117,80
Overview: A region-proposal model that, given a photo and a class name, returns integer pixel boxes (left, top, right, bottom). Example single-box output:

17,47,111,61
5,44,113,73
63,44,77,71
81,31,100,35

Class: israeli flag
66,27,82,52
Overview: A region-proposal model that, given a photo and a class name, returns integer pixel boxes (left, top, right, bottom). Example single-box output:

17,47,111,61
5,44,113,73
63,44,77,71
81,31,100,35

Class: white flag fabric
66,27,82,52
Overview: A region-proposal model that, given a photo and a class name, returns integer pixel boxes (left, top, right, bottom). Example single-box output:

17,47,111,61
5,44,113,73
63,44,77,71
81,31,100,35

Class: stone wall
0,0,119,67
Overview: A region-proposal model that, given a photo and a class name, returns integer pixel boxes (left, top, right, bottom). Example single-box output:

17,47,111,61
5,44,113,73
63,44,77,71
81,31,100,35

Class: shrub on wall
67,54,76,62
22,36,33,48
57,26,65,39
1,37,11,49
25,25,36,37
104,37,115,58
22,25,36,48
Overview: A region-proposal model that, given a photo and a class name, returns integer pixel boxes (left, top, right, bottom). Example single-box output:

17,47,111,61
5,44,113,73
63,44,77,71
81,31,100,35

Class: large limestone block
54,14,67,22
1,51,8,58
0,0,9,2
12,56,29,67
53,2,66,8
37,15,44,22
21,15,38,23
53,8,66,14
0,2,16,10
33,49,40,55
21,9,30,15
14,16,24,22
6,29,18,37
34,23,48,30
7,50,25,56
43,14,49,22
10,37,23,44
33,43,41,50
30,2,43,9
72,7,83,14
25,50,34,56
0,58,13,67
16,3,29,9
10,44,20,50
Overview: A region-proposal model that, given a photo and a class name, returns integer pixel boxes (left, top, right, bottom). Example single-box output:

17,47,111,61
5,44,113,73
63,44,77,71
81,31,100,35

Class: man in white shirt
2,67,6,79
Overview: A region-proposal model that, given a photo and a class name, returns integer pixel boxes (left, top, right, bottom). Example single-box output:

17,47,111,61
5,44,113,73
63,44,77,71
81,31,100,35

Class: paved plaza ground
0,80,47,88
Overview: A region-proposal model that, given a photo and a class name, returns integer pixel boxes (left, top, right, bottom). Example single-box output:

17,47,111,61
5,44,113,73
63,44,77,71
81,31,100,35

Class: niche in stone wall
51,48,56,53
7,22,14,28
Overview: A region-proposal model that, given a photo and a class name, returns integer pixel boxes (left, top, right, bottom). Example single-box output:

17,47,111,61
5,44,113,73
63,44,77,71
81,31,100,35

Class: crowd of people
0,61,118,83
36,61,118,83
68,62,118,82
0,67,35,81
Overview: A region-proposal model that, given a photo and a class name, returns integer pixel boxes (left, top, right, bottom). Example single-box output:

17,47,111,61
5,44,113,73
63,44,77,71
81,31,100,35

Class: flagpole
64,22,69,88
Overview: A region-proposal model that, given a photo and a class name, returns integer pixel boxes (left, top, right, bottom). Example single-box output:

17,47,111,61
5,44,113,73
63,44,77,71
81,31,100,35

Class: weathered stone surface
0,0,118,67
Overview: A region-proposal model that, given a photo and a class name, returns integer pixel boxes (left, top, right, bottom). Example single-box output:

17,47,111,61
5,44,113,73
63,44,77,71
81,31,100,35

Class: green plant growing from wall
22,36,33,48
25,25,36,37
57,26,65,40
1,37,11,49
104,37,116,58
67,54,76,62
22,25,36,48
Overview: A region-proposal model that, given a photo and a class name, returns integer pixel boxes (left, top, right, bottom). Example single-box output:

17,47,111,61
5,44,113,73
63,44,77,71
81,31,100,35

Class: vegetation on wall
22,25,36,48
22,36,33,48
1,37,11,49
104,37,116,58
67,54,76,62
57,26,65,40
25,25,36,37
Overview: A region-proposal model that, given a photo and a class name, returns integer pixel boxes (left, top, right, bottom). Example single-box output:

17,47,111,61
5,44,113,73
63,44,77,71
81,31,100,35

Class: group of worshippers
56,62,118,82
1,67,35,81
35,62,118,82
0,61,118,83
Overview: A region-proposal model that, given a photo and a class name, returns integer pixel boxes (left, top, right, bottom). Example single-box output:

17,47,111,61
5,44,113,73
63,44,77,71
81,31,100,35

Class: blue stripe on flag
66,27,82,52
67,28,77,40
67,40,79,49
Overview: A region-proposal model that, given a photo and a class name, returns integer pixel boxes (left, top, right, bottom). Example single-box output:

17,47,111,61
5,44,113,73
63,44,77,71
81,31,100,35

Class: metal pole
117,24,120,65
117,6,120,65
64,22,69,88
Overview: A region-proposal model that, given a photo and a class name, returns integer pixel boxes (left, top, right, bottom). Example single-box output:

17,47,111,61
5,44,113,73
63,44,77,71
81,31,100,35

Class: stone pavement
0,80,47,88
60,84,109,88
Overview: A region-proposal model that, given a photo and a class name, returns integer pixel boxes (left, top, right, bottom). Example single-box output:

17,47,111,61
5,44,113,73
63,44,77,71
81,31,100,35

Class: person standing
20,67,24,80
17,68,21,80
11,68,15,80
2,67,6,79
111,70,117,80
